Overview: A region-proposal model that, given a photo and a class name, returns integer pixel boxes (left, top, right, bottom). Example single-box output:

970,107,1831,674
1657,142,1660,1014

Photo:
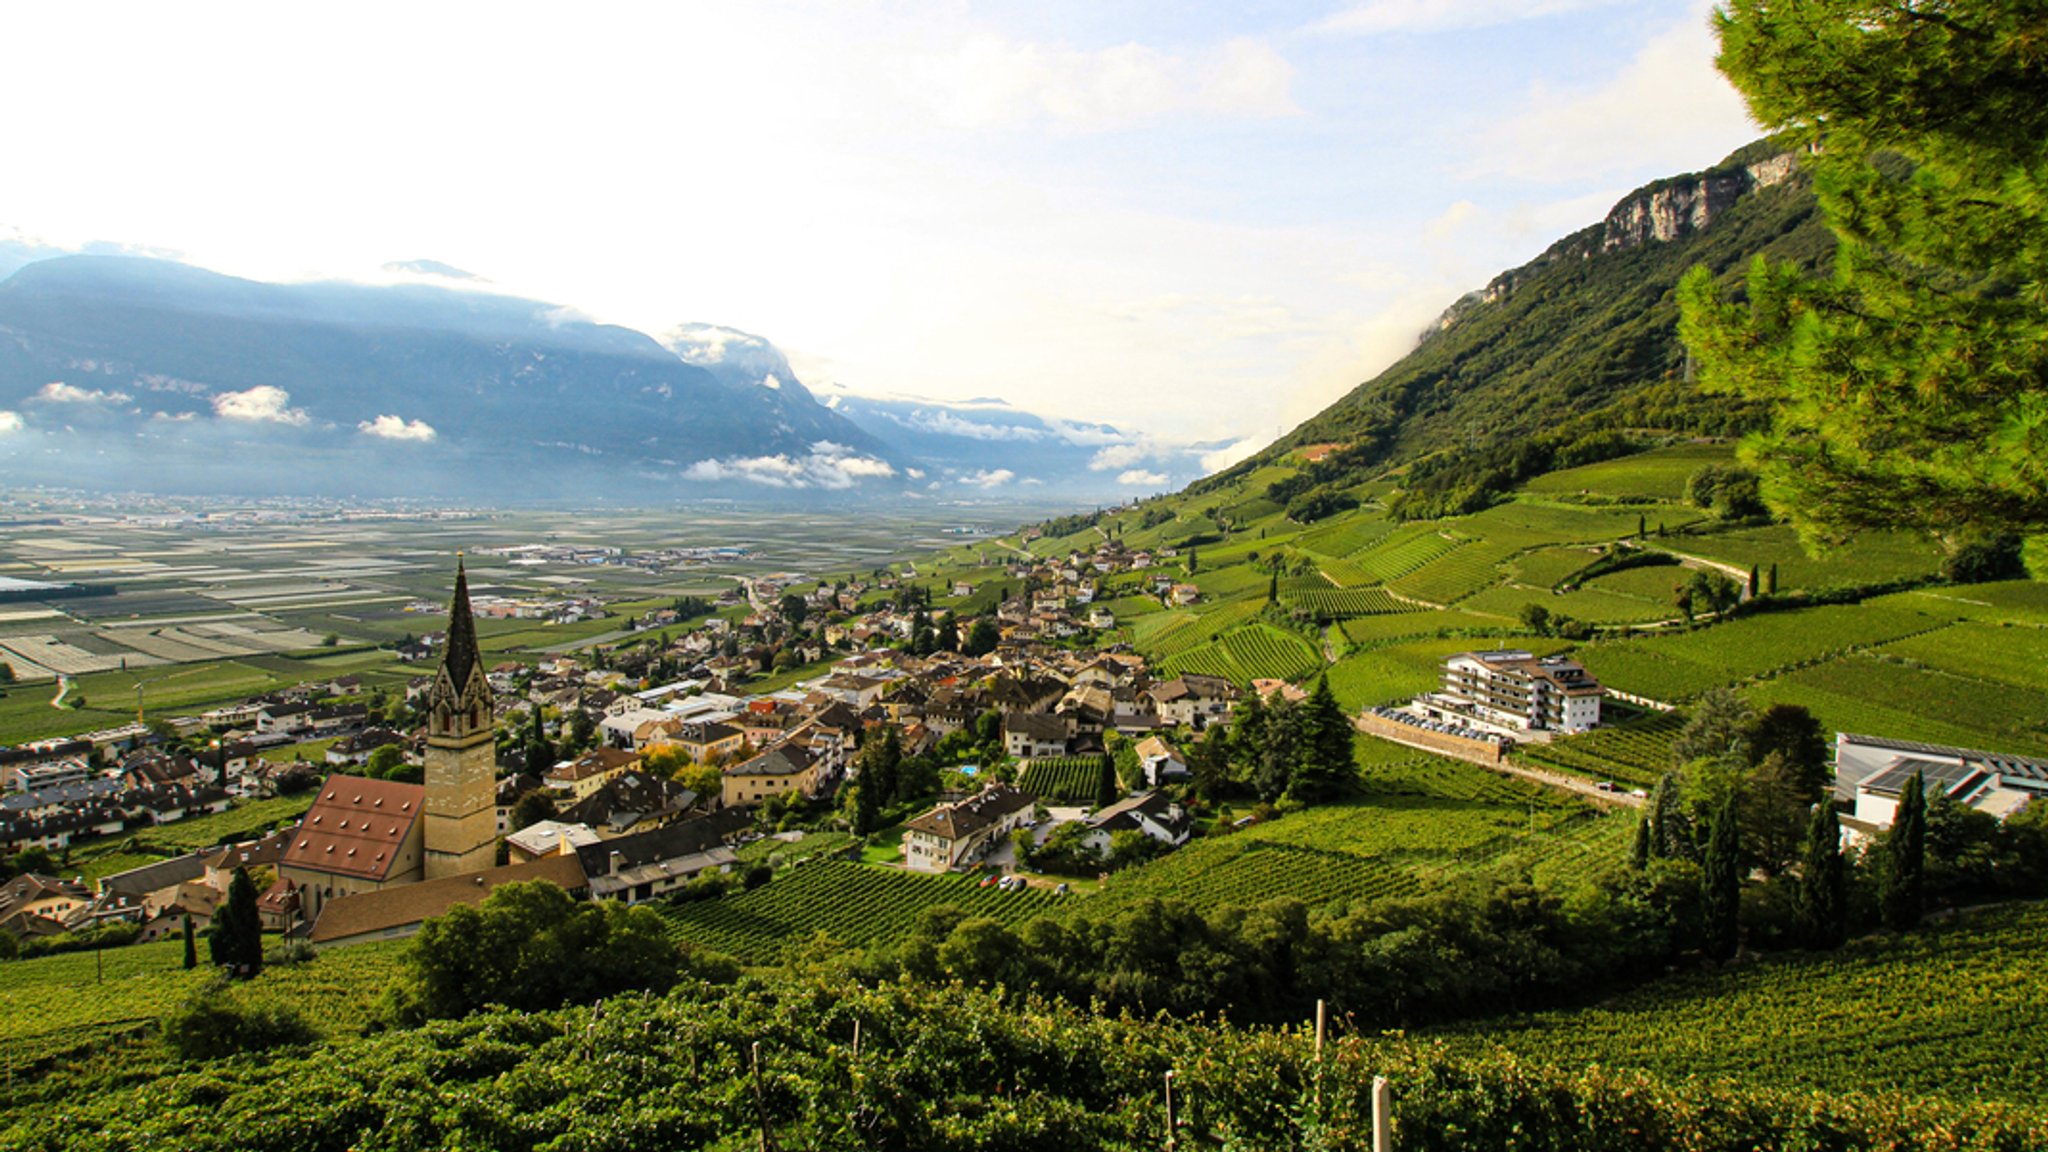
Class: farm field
657,860,1061,965
1447,902,2048,1108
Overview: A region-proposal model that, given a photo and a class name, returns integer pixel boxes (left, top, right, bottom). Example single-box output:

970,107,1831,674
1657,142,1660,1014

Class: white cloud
1318,0,1626,35
925,35,1297,131
151,411,198,422
1469,2,1756,183
894,408,1046,442
0,411,22,434
358,413,438,442
959,468,1016,489
682,441,895,490
211,385,309,426
1201,438,1265,473
35,381,130,405
1088,443,1155,471
665,323,769,367
1116,469,1168,487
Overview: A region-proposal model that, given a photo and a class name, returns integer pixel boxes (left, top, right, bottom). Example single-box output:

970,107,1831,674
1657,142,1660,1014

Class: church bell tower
423,558,498,878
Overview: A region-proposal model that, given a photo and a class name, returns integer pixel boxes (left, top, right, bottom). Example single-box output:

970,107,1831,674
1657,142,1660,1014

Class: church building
280,560,502,922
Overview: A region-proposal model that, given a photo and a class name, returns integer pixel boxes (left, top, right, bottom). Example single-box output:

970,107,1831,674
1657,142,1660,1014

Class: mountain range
0,257,1206,503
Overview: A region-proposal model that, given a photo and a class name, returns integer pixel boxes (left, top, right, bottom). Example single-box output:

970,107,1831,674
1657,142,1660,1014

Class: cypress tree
1797,802,1848,949
208,866,263,978
181,914,197,970
1766,563,1778,596
1747,564,1760,598
1701,794,1741,962
851,776,879,837
1880,768,1927,931
1630,809,1651,870
1094,757,1119,810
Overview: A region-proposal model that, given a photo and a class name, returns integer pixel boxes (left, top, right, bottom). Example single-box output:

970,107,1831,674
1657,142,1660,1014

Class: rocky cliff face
1600,152,1798,252
1426,149,1800,340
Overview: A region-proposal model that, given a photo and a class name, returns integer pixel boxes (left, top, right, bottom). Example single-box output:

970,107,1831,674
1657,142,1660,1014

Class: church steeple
422,556,497,878
442,556,481,699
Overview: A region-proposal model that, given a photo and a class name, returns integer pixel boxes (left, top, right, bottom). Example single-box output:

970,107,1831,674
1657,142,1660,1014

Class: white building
1423,650,1603,734
901,784,1036,873
1834,732,2048,832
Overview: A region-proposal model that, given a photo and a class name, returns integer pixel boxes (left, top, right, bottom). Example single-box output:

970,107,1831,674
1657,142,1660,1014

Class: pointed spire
442,556,481,695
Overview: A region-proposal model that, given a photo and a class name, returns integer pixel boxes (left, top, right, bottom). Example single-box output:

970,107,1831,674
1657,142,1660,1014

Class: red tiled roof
280,774,425,882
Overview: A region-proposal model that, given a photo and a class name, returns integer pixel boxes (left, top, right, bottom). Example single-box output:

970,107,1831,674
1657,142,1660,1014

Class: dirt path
49,675,72,709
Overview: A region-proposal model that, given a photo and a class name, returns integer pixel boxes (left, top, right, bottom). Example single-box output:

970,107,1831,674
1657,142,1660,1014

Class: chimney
609,850,625,876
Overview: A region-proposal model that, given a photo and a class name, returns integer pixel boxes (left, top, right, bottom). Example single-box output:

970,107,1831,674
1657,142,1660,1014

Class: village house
505,819,604,862
1134,735,1189,787
901,783,1037,873
1082,790,1193,856
722,744,820,807
544,748,641,803
574,808,749,902
1003,712,1071,759
1146,674,1240,729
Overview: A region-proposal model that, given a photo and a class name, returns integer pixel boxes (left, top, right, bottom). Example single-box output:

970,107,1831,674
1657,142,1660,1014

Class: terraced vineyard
1018,756,1111,803
1449,902,2048,1107
1386,539,1518,604
659,861,1060,964
1282,585,1414,619
1348,529,1464,584
1296,516,1396,558
1164,623,1322,684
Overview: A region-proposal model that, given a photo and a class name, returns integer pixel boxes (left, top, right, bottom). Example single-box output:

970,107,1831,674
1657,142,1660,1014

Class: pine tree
1880,767,1928,931
1683,1,2048,543
1285,678,1355,804
1701,794,1741,962
1797,802,1848,949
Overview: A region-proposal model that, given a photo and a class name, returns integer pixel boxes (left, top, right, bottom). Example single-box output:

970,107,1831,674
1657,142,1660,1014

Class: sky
0,0,1759,469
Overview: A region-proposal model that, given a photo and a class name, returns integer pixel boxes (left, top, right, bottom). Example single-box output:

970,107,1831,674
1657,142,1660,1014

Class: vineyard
1282,585,1415,619
1517,711,1688,788
1385,539,1518,604
1744,656,2048,758
1018,756,1111,803
1163,623,1322,685
1346,529,1465,584
1574,602,1949,702
0,935,406,1086
658,860,1059,964
1069,755,1615,920
13,964,2041,1152
1451,902,2048,1108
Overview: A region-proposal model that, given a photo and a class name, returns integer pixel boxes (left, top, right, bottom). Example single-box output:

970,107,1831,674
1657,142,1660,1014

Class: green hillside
1193,140,1833,519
